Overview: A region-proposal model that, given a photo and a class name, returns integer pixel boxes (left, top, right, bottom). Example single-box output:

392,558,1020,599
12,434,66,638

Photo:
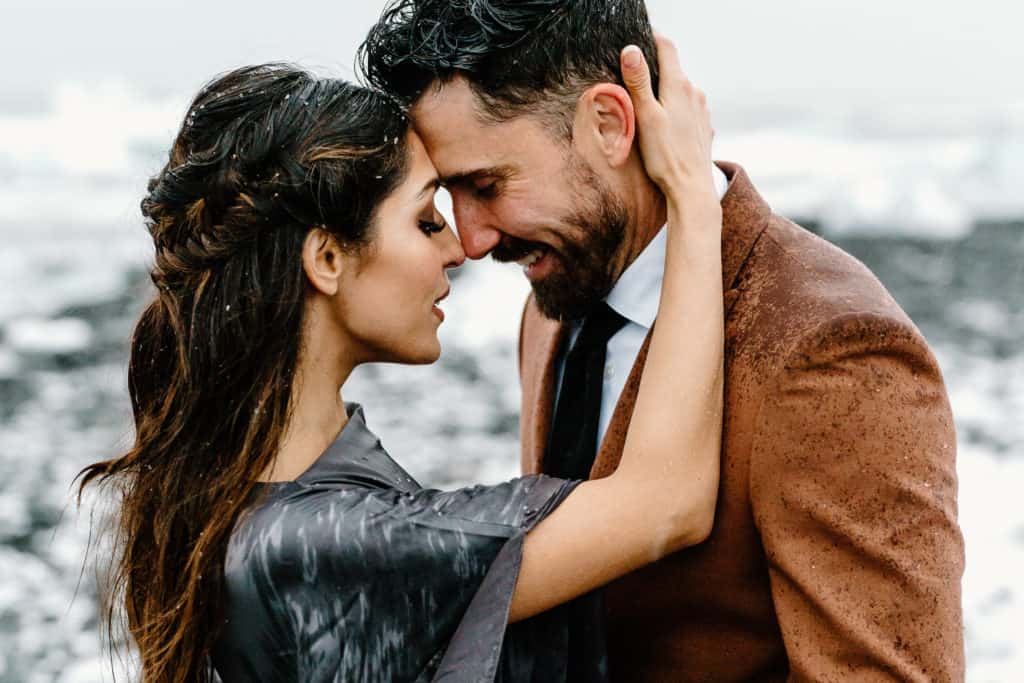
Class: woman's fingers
620,33,716,199
652,33,689,94
620,43,667,184
620,45,656,110
653,34,708,133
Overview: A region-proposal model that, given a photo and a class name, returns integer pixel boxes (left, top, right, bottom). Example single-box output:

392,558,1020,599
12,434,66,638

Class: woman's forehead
403,129,441,199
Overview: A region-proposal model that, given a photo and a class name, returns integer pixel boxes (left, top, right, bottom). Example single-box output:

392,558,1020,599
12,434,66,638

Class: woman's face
335,130,466,365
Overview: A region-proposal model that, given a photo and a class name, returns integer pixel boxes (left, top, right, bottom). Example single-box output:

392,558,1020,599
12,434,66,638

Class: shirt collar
605,164,730,329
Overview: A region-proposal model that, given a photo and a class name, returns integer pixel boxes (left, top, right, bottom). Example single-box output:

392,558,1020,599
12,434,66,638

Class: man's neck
618,176,669,281
616,162,730,287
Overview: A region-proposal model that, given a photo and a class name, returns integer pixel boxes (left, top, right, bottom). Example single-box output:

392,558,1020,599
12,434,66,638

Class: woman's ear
301,228,344,296
574,83,637,168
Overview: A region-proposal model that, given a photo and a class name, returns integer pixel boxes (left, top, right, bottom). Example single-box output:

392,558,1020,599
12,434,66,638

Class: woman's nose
442,225,466,270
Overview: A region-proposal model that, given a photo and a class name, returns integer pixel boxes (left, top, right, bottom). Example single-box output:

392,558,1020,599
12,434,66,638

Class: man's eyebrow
440,165,514,188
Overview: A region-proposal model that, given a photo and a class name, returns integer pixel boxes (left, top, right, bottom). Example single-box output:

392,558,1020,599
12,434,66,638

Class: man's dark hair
358,0,659,135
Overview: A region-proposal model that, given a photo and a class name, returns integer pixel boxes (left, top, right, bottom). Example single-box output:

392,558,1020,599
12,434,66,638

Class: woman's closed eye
418,219,448,236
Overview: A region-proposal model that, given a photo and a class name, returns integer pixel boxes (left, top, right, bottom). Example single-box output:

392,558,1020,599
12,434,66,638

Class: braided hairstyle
77,64,409,682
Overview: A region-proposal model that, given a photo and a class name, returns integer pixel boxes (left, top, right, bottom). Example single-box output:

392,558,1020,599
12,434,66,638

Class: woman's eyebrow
416,176,442,199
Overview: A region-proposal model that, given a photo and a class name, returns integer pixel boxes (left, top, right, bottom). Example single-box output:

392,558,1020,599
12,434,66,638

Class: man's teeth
517,250,545,269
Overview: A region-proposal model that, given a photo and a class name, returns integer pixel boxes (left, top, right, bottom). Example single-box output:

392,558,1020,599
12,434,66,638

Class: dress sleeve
425,476,583,683
290,474,581,682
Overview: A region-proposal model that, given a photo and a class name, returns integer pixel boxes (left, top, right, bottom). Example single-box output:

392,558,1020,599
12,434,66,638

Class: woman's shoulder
225,474,576,583
227,484,374,556
237,473,567,544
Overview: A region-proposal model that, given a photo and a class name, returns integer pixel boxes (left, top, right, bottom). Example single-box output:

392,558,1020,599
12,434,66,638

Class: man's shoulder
728,213,939,390
747,214,914,329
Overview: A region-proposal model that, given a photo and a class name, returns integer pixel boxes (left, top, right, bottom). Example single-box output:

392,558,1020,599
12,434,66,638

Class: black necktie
546,302,629,480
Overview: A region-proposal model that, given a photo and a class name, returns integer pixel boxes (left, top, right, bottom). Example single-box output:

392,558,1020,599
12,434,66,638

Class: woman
78,39,722,682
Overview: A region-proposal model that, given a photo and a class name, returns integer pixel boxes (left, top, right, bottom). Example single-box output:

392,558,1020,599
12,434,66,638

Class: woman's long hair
76,64,408,682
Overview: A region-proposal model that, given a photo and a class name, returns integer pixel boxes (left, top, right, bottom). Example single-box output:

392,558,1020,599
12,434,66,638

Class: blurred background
1,0,1021,680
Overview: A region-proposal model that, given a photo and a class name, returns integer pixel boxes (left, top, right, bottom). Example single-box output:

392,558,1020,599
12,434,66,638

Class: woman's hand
620,36,717,207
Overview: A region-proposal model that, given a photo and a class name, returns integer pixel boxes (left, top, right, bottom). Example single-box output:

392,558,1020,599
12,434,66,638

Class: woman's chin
414,348,442,365
400,338,442,365
364,331,442,366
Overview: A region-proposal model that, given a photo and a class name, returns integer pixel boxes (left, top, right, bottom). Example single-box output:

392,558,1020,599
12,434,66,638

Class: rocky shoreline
0,220,1020,681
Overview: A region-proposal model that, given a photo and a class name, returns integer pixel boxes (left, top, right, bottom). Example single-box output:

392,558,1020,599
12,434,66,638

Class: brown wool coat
518,162,965,682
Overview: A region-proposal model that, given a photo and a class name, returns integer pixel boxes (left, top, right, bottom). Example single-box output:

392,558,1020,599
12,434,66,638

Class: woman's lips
432,287,450,322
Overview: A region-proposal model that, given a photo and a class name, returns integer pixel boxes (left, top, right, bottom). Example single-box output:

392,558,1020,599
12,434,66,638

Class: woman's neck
259,316,355,482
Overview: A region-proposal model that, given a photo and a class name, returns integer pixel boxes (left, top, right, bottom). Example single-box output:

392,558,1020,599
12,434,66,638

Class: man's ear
301,227,344,296
574,83,636,168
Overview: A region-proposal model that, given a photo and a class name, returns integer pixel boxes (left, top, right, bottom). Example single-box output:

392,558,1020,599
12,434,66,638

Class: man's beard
492,158,629,321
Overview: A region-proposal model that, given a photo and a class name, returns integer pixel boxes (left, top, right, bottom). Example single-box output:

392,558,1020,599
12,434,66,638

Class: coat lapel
519,302,567,475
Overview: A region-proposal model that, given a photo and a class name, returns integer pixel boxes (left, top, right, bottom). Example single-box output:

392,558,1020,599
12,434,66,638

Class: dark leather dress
212,404,594,682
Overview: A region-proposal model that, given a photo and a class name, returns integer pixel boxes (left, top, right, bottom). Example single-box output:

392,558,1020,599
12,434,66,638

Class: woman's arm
511,36,724,623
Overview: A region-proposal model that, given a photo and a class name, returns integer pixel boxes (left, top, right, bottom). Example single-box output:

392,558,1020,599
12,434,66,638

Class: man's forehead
410,80,540,179
411,87,498,177
410,75,477,116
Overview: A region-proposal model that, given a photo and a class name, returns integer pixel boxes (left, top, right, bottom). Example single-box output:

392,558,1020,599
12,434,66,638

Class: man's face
411,77,629,321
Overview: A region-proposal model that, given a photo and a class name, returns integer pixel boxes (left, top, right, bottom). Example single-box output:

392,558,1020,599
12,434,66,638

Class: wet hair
76,64,409,682
358,0,659,135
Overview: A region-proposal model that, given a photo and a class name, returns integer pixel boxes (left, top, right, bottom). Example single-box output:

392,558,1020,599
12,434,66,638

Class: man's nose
452,202,502,260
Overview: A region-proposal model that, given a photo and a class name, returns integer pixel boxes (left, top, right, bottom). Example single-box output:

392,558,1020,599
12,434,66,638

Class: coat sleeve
748,312,965,682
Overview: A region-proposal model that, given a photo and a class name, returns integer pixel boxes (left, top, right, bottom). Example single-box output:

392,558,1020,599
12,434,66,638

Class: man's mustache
492,235,549,264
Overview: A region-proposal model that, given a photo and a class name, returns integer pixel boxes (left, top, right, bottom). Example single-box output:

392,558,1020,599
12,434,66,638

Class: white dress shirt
554,165,730,455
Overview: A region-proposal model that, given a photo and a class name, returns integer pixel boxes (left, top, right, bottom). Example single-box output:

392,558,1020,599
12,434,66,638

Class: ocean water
0,85,1020,681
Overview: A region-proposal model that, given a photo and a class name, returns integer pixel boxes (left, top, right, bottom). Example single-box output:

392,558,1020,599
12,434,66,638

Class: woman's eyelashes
418,218,448,236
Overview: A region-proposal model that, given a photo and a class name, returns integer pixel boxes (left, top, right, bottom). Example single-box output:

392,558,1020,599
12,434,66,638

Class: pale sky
3,0,1022,118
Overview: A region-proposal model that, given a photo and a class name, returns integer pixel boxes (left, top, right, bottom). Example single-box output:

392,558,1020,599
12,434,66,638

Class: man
361,1,965,680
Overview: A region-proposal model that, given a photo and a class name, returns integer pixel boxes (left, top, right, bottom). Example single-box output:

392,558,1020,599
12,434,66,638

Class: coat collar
717,161,772,310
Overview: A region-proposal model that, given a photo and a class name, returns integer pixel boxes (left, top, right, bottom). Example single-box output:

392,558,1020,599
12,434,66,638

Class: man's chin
530,273,607,322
